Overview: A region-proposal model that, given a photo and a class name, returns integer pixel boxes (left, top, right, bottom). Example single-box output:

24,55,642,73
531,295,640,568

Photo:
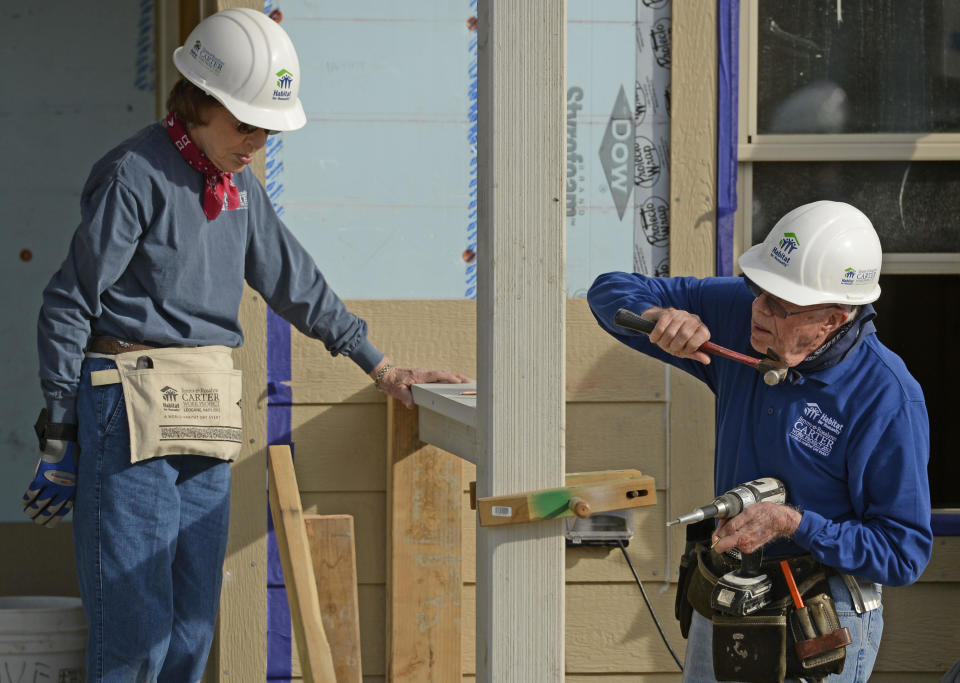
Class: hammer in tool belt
614,308,789,386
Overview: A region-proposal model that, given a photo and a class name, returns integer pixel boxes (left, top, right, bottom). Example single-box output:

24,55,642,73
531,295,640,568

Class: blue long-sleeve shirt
39,122,383,424
588,272,932,586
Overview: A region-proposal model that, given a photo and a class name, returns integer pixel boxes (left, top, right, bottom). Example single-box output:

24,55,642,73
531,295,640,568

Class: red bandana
164,111,241,220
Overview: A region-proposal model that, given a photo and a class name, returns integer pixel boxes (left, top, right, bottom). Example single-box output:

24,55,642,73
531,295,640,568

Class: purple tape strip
717,0,740,277
262,3,293,666
266,308,293,679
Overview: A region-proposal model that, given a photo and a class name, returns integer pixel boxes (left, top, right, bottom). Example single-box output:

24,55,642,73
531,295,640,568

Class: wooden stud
268,445,337,683
386,399,462,682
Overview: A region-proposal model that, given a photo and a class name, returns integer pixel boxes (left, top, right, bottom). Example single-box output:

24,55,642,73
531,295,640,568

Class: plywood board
305,515,363,683
291,584,387,679
301,492,386,586
386,400,462,681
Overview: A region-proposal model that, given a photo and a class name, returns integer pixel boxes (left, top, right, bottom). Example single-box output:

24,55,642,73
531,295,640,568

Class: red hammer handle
699,341,761,368
614,308,761,369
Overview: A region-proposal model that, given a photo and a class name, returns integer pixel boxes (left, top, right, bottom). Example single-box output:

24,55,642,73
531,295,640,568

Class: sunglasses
235,121,279,136
744,277,840,319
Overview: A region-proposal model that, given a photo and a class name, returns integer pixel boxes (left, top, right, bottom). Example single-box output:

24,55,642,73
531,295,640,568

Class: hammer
614,308,788,386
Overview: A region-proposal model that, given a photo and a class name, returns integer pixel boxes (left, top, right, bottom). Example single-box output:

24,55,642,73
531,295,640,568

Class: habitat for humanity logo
273,69,294,101
790,402,844,457
599,86,635,220
840,266,878,286
161,386,180,411
770,232,799,267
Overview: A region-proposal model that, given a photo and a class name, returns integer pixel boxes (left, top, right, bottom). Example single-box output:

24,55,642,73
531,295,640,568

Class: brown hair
165,78,222,128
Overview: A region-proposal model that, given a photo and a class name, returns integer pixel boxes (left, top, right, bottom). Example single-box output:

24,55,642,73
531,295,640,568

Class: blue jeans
683,574,884,683
74,357,232,683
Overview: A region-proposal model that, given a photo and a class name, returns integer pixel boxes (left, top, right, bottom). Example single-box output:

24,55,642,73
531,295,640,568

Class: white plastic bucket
0,596,86,682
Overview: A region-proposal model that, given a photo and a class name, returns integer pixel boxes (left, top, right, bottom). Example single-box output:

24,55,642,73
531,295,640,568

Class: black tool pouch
712,611,788,682
785,591,850,679
707,557,849,683
675,519,713,639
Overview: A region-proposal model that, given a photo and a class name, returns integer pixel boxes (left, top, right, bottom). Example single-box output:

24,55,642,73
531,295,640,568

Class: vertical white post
476,1,566,681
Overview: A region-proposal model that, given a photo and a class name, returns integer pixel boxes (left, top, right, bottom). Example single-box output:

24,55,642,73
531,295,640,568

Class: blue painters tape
266,586,294,679
465,0,479,298
717,0,740,277
134,0,155,92
263,11,293,674
266,308,293,680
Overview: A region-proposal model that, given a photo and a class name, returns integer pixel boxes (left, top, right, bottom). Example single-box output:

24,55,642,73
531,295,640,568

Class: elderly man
588,201,931,682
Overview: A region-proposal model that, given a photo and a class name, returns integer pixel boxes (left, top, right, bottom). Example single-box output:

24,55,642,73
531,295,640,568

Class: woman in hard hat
25,9,468,681
588,201,931,682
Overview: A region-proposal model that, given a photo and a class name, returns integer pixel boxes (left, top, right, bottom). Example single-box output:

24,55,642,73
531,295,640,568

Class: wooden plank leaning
304,514,364,683
267,444,338,682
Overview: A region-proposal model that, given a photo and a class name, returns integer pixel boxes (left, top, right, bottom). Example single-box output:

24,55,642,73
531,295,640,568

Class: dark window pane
757,1,960,133
872,274,959,509
752,161,960,253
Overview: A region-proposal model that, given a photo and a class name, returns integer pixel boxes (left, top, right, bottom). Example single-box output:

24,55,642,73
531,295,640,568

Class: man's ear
823,307,851,333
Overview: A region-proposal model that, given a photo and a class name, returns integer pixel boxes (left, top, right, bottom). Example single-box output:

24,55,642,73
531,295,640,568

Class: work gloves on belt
23,410,79,526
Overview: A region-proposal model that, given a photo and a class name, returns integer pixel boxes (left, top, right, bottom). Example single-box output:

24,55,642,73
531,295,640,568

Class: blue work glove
23,438,79,526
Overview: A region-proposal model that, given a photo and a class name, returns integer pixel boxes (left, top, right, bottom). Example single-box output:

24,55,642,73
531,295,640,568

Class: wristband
374,363,395,389
34,409,78,450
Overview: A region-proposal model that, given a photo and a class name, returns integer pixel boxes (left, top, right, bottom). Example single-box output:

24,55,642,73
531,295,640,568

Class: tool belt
88,336,159,354
675,524,849,682
87,345,243,464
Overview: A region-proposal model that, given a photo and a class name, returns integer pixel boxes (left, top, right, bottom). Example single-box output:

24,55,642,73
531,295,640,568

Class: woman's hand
371,360,472,408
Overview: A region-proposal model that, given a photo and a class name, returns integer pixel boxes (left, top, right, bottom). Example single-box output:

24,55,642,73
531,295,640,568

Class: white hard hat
738,201,882,306
173,8,306,131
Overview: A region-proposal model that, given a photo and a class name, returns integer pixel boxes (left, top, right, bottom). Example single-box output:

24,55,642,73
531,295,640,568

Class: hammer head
759,349,788,386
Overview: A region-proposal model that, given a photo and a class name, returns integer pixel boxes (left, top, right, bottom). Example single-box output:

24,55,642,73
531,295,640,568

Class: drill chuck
665,503,720,527
666,477,786,527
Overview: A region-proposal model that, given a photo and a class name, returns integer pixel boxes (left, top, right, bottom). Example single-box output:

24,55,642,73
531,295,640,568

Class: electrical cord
617,538,683,672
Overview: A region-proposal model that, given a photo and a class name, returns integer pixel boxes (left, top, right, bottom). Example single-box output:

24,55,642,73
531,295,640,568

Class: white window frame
734,0,960,275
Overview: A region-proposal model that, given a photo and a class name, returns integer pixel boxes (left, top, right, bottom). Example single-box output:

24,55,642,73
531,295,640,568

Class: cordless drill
668,477,787,616
667,477,786,527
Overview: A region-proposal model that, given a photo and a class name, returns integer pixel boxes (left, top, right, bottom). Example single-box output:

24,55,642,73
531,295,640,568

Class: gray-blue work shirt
38,121,382,424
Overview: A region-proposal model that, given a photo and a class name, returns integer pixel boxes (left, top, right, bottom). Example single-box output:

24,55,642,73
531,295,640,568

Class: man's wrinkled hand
377,366,472,408
23,439,79,526
710,502,802,555
643,307,713,365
